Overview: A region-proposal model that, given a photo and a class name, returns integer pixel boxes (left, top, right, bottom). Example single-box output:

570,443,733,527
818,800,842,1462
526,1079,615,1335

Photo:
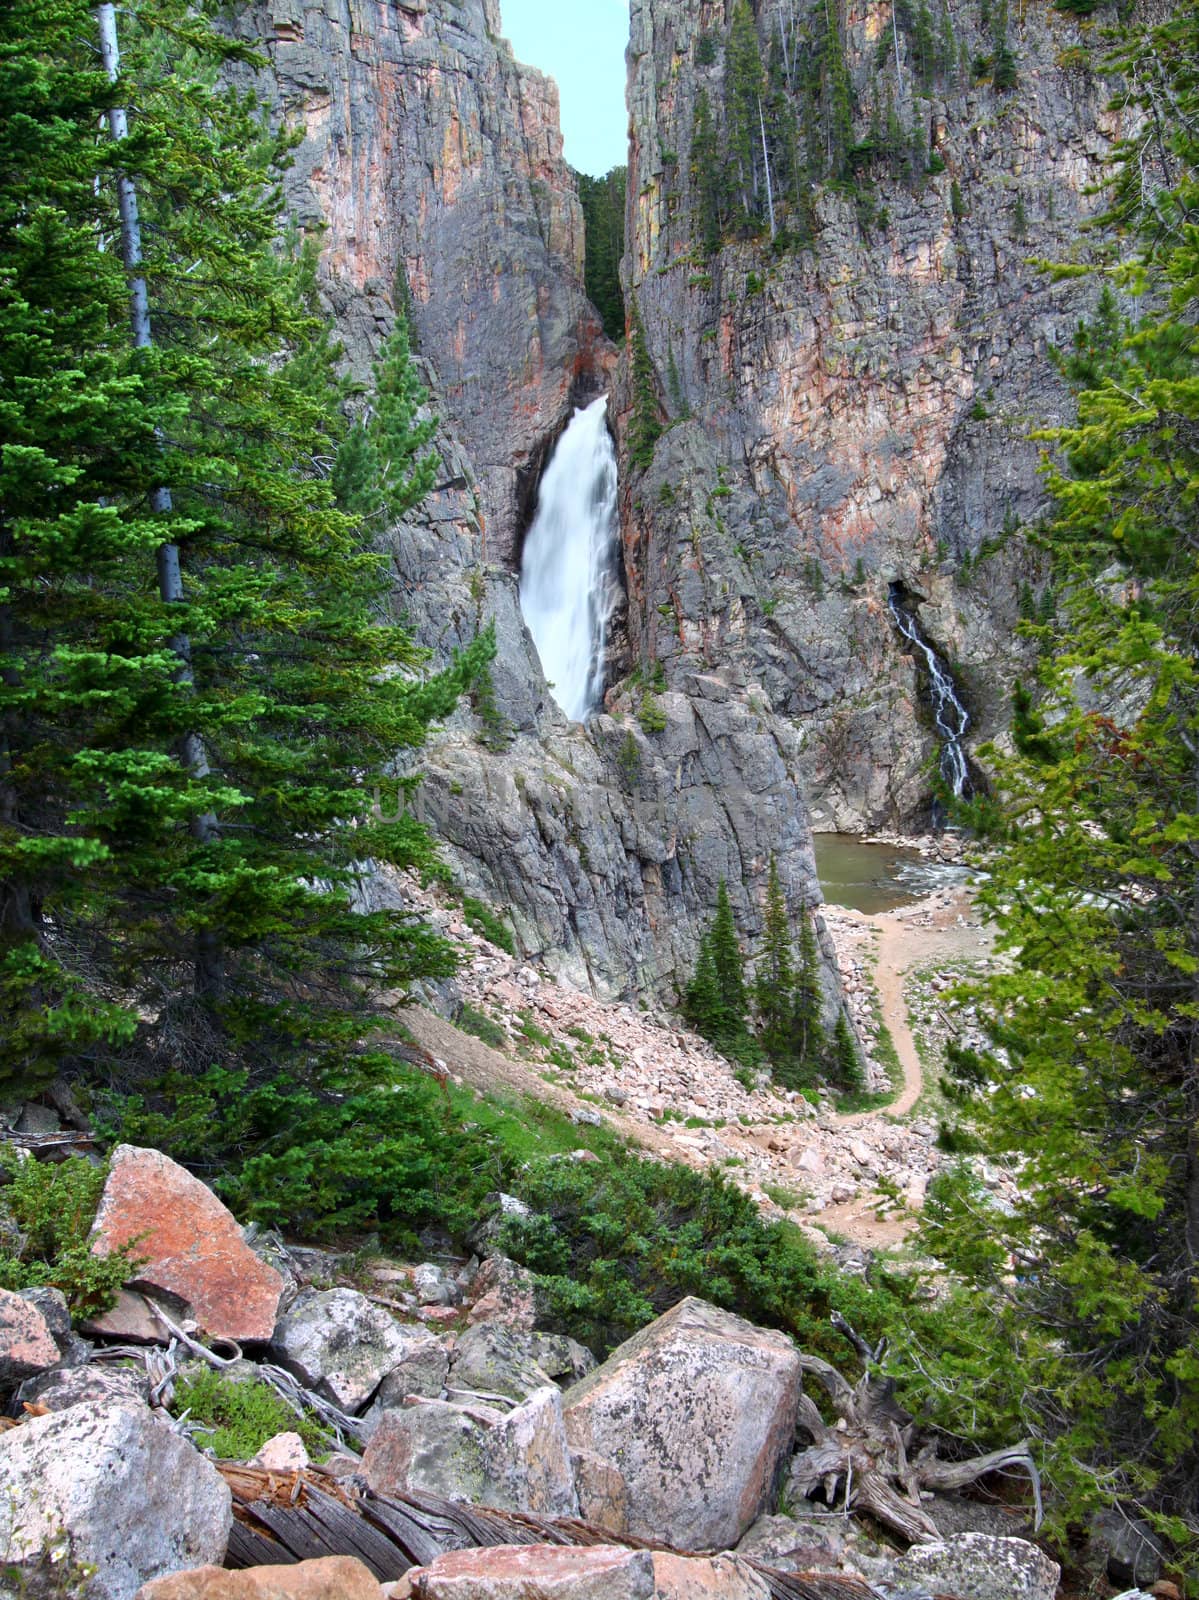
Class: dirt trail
405,882,994,1253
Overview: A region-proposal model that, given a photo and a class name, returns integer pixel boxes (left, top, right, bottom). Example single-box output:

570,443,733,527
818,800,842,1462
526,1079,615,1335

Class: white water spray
519,395,621,723
888,586,971,800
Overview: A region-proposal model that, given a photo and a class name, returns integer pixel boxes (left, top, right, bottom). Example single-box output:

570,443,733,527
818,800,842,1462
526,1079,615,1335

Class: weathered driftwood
217,1466,887,1600
789,1316,1042,1545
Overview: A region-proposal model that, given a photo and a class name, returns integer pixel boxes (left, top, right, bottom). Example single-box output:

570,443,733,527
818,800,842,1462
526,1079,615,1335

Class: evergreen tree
628,307,663,470
689,89,724,255
911,0,1199,1555
791,902,826,1068
331,316,437,524
683,880,753,1060
831,1009,864,1093
577,166,626,341
0,0,489,1098
709,879,750,1034
725,2,767,230
754,857,794,1064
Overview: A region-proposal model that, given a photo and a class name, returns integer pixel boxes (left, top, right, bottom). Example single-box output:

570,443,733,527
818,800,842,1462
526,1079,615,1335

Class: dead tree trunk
788,1317,1042,1545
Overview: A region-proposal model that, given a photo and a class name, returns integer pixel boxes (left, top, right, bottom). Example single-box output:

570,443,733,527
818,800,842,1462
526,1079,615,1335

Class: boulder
465,1255,536,1329
408,1546,655,1600
360,1329,450,1437
527,1333,595,1385
0,1286,61,1388
407,1547,771,1600
252,1431,310,1472
271,1288,414,1412
1086,1509,1167,1589
82,1286,191,1345
0,1400,231,1600
134,1557,383,1600
363,1386,578,1518
412,1264,459,1307
884,1533,1060,1600
448,1321,554,1401
569,1448,628,1534
90,1146,284,1344
16,1360,151,1414
561,1296,801,1551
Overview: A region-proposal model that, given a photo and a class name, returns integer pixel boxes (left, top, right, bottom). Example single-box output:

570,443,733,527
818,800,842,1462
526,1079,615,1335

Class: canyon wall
615,0,1122,828
243,0,830,1000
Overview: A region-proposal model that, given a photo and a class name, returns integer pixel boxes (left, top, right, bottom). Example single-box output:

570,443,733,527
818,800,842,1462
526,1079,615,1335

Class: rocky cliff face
241,0,831,1000
617,0,1122,828
247,0,602,562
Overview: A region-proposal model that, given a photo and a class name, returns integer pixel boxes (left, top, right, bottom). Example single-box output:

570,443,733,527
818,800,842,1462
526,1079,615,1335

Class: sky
497,0,630,177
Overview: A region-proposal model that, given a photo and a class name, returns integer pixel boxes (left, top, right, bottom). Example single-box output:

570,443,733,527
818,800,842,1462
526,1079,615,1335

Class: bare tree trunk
758,97,777,240
95,4,221,999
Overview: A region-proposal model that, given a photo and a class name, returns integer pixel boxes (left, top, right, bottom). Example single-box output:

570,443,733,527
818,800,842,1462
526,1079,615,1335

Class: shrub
171,1367,326,1460
0,1154,141,1318
462,896,515,955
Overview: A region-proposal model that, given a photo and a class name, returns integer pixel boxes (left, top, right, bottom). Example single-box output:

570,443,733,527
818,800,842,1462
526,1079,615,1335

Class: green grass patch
172,1368,327,1461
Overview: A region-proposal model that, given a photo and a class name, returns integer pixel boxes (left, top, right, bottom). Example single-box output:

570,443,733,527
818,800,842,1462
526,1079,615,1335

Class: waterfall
888,585,971,801
519,395,621,723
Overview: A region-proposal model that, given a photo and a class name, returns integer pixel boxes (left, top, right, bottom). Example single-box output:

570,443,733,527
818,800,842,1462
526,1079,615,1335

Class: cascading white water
888,586,971,800
519,395,621,723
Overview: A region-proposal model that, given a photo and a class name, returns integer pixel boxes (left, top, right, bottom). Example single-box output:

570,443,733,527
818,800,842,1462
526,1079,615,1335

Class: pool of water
813,835,960,914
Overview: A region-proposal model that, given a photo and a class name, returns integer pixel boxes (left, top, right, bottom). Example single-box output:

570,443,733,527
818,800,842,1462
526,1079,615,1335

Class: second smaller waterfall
888,585,971,801
519,396,621,723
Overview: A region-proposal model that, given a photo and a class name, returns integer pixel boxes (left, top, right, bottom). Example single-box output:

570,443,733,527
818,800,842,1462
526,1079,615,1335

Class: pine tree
628,307,663,470
754,857,795,1064
577,166,627,341
331,316,437,524
709,880,750,1034
725,2,767,229
911,0,1199,1553
831,1010,865,1092
682,931,724,1041
791,902,826,1068
689,89,724,255
0,0,489,1098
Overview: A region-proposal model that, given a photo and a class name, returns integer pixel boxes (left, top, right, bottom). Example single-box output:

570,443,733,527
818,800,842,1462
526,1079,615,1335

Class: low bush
0,1154,140,1318
171,1367,326,1460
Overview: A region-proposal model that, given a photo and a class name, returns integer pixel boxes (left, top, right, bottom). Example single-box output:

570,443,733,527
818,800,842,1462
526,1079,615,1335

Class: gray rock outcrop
0,1401,232,1600
561,1295,801,1550
270,1288,415,1412
362,1385,579,1519
884,1532,1060,1600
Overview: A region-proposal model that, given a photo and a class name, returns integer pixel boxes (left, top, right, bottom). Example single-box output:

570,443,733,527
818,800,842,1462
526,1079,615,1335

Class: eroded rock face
0,1401,231,1600
620,0,1129,830
90,1145,284,1344
134,1557,383,1600
271,1288,416,1413
562,1296,801,1551
239,0,604,563
362,1386,578,1519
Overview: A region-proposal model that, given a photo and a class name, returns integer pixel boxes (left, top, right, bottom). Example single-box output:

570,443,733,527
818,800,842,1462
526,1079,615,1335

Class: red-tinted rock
0,1287,60,1386
90,1145,283,1344
409,1545,655,1600
134,1557,383,1600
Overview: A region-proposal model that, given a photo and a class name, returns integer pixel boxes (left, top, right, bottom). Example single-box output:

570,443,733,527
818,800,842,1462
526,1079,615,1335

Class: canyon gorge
238,0,1120,1007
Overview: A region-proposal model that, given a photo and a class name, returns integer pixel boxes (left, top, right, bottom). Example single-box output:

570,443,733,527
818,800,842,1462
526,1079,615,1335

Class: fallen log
216,1465,894,1600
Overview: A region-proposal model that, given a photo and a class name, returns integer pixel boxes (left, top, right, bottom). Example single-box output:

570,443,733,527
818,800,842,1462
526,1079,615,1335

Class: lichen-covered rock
16,1361,151,1414
270,1289,415,1413
363,1386,578,1519
464,1253,537,1330
448,1321,554,1401
561,1296,801,1551
360,1326,450,1437
0,1400,231,1600
134,1557,383,1600
884,1532,1060,1600
90,1145,284,1344
0,1286,62,1387
251,1431,310,1473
